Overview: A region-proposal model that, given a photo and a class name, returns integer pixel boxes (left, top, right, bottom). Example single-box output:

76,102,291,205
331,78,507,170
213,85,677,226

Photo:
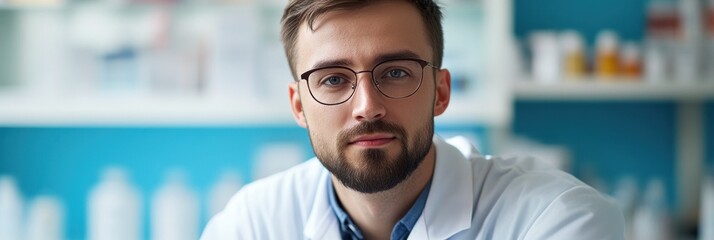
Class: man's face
288,1,451,193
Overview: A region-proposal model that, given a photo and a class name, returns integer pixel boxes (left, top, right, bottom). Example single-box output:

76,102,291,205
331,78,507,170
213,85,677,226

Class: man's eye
321,76,347,86
386,69,408,78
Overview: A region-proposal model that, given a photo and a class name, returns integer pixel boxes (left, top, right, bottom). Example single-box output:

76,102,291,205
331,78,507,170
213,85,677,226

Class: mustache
337,120,407,146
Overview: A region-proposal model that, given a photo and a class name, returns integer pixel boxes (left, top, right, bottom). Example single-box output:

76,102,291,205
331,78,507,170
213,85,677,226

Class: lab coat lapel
409,136,475,239
303,169,341,240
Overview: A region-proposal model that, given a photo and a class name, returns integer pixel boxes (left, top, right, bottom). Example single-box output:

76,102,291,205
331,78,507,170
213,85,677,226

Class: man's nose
350,72,386,122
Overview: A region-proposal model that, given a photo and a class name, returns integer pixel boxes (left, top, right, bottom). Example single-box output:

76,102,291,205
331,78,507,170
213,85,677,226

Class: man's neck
332,145,436,240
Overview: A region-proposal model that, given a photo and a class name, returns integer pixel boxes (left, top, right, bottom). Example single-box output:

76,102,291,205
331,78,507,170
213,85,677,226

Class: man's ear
289,82,308,128
433,68,451,116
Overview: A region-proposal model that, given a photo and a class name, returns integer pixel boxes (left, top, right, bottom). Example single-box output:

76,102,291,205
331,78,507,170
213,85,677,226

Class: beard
308,119,434,194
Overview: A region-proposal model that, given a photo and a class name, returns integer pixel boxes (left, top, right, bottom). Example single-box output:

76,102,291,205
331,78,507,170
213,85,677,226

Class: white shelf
0,0,512,127
0,94,296,126
513,78,714,101
0,3,65,10
437,97,510,126
0,93,511,126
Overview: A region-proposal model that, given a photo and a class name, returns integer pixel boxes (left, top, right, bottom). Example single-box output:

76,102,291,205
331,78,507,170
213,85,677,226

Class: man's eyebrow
311,59,353,70
373,50,422,64
309,50,424,70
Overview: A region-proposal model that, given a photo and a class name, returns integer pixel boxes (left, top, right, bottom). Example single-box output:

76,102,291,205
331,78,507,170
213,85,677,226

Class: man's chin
336,173,404,194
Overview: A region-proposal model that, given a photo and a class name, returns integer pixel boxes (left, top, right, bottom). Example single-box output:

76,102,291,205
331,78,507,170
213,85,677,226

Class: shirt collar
327,179,364,239
392,180,431,240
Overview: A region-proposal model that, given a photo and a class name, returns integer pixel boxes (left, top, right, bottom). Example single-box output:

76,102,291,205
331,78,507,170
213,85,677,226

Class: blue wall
511,101,678,206
514,0,647,44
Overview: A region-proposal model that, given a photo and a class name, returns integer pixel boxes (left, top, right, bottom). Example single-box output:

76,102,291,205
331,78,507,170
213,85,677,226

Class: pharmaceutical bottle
150,170,200,240
87,167,142,240
560,31,587,79
709,0,714,38
595,31,620,79
253,143,305,180
207,171,243,218
529,32,561,83
644,40,670,83
631,178,671,240
612,177,638,240
26,195,64,240
0,176,24,240
707,0,714,81
673,0,705,83
701,172,714,240
620,42,643,79
647,0,679,39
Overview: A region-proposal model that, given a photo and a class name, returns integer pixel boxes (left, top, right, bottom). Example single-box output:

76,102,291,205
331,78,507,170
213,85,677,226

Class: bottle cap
597,30,619,52
560,30,584,53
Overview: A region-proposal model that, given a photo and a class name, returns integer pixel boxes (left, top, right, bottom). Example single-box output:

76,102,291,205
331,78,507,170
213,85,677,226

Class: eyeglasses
299,58,438,106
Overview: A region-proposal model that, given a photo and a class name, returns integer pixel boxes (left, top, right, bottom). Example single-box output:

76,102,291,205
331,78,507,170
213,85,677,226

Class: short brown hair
280,0,444,80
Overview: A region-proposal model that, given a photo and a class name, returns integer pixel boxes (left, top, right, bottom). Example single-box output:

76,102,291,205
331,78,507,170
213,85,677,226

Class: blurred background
0,0,712,239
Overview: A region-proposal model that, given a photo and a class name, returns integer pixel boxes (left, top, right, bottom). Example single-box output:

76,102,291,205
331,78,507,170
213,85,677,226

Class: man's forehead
293,1,431,71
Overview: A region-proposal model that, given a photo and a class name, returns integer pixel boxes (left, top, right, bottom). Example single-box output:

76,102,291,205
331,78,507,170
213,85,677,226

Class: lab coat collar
304,136,476,240
410,136,475,239
303,166,340,240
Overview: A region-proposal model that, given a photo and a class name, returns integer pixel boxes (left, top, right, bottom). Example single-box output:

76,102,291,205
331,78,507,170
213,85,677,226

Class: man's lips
349,134,396,147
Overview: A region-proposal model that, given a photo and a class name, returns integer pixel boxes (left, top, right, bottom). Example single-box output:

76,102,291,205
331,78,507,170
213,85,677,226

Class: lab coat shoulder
522,183,625,240
472,155,625,240
201,159,326,240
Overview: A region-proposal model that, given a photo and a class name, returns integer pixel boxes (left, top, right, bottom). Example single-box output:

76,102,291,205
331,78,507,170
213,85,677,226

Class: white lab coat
201,136,624,240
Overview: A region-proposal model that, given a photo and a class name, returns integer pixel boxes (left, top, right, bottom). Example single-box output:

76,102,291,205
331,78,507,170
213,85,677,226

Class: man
201,0,625,239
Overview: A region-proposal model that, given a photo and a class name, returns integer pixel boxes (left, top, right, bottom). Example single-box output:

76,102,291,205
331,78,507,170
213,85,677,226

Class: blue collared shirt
327,178,432,240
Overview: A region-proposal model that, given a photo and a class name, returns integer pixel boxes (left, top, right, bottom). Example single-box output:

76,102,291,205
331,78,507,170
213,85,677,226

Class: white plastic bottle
253,143,305,180
674,0,705,83
701,173,714,240
612,177,638,240
529,31,561,83
150,170,200,240
25,195,64,240
87,167,142,240
207,171,243,218
631,178,671,240
706,0,714,82
644,40,669,83
0,176,24,240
